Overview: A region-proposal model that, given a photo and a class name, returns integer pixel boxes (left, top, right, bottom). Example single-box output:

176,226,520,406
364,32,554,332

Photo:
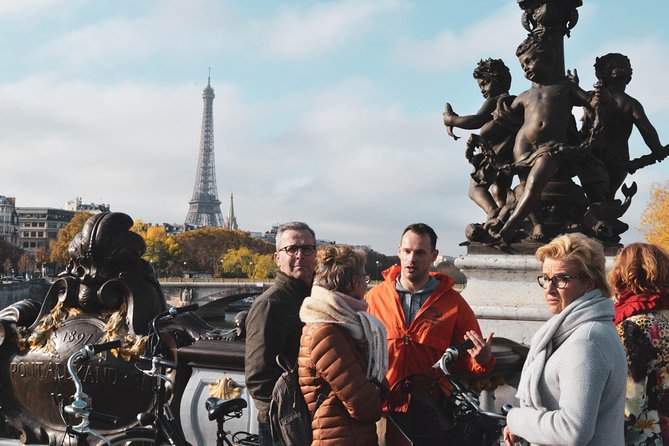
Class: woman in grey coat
504,233,627,446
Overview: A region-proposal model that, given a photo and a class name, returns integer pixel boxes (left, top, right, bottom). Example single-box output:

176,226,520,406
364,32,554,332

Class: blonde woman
298,245,388,445
504,233,627,446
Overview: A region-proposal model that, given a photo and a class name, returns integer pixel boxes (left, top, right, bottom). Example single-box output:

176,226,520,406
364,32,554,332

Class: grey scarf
516,288,615,411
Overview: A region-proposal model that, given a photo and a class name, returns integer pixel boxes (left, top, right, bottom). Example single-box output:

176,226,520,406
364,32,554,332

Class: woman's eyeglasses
536,274,581,289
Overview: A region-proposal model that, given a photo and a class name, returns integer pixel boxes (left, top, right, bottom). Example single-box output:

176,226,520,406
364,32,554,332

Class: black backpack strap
276,354,330,416
275,354,293,373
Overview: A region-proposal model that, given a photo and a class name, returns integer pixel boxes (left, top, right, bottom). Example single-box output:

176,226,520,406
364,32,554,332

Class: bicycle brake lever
85,427,112,446
155,373,173,385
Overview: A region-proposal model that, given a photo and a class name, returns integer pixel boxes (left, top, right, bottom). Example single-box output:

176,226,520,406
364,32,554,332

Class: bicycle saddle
205,397,248,420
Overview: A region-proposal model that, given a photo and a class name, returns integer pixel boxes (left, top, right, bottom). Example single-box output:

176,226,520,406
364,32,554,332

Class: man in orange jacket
366,223,494,441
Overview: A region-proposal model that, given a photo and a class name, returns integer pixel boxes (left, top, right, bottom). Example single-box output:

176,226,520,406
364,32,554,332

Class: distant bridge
159,279,272,308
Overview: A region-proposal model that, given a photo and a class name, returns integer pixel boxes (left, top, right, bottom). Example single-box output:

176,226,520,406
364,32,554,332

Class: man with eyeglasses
245,222,317,446
366,223,495,441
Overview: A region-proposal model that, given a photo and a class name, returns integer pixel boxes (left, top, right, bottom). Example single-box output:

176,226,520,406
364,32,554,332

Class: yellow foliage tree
142,226,181,277
222,247,256,278
253,254,277,279
640,182,669,251
49,212,93,266
131,219,149,235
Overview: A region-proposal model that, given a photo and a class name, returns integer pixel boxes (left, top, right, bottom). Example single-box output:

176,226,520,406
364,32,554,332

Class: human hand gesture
465,330,493,366
503,425,518,446
566,68,579,85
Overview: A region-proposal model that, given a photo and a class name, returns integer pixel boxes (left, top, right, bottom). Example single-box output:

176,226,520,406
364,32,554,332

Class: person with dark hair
298,244,388,445
366,223,494,443
608,242,669,445
504,233,626,446
245,222,317,446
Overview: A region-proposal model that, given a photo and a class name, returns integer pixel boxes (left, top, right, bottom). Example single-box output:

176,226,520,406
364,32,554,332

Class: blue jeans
258,421,283,446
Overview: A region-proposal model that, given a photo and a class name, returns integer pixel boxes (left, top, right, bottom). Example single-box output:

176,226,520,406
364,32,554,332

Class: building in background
0,196,19,245
224,193,238,231
184,74,224,227
17,207,75,251
65,197,110,214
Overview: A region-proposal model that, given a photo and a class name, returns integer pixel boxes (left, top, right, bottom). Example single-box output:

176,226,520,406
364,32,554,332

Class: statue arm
443,98,497,130
632,97,665,156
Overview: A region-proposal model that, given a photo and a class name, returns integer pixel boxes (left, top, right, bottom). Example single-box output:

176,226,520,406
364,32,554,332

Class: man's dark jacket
244,271,311,422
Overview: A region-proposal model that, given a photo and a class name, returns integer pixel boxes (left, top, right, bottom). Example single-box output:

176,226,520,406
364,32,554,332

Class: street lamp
375,261,381,280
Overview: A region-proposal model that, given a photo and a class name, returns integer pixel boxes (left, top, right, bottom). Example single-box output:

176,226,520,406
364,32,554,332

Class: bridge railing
160,277,274,284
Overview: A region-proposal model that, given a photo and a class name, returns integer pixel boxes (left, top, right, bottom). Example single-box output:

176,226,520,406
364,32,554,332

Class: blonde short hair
536,233,609,296
313,245,366,293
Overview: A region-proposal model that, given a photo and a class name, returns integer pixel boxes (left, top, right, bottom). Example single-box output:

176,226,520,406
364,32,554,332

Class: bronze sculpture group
0,213,217,444
444,1,668,248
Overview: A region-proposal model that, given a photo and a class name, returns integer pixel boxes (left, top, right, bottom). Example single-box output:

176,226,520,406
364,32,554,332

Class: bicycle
57,340,123,446
389,339,511,446
103,304,199,446
433,339,511,445
204,397,258,446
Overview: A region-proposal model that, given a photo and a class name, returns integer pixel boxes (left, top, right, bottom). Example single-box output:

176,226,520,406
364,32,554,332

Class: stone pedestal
456,252,616,346
455,254,548,346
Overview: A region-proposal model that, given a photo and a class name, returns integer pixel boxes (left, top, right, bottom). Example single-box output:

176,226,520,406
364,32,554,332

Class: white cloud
393,3,525,73
31,19,154,71
0,0,68,18
256,0,406,60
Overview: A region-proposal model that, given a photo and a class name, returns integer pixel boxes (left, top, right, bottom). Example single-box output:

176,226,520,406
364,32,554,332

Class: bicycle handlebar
154,304,199,322
140,355,178,369
91,340,123,354
432,339,474,372
67,340,123,402
63,340,124,446
89,410,121,426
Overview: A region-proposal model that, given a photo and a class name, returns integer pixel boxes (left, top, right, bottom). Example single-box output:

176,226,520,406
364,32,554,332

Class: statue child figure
582,53,667,201
443,58,516,226
494,35,605,243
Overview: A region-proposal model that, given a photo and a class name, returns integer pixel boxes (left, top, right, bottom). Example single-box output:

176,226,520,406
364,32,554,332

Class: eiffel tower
185,74,224,227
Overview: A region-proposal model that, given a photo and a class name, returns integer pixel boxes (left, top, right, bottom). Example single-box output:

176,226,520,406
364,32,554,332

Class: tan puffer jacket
298,322,383,445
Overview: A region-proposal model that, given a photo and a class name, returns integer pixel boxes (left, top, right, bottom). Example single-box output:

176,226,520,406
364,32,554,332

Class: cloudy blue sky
2,0,669,255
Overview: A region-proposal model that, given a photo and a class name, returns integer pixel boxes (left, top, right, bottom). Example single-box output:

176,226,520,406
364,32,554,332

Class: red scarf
614,291,669,325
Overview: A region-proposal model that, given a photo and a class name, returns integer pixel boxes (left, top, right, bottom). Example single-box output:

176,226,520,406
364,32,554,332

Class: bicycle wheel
104,428,156,445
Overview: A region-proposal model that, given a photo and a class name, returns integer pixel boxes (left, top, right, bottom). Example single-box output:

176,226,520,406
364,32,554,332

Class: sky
2,0,669,256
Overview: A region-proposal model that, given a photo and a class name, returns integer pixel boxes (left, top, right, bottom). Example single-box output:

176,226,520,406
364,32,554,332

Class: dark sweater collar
275,271,312,298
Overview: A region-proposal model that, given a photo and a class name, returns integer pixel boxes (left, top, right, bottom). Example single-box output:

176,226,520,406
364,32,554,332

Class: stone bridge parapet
159,279,272,307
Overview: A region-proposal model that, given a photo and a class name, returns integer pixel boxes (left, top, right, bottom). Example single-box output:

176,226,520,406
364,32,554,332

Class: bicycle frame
60,340,122,446
205,396,258,446
134,304,199,446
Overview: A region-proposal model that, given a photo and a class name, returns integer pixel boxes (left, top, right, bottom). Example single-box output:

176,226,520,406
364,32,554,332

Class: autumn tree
2,258,12,276
253,254,277,279
131,219,149,235
49,212,93,267
0,240,24,275
141,226,181,277
18,252,34,277
222,247,256,278
640,182,669,250
174,228,274,274
221,248,277,279
33,247,49,266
